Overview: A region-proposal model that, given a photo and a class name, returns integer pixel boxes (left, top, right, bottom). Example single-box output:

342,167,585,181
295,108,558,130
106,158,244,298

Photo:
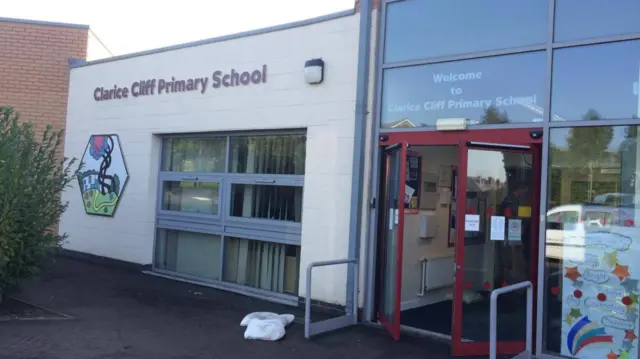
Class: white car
593,192,636,207
545,204,632,261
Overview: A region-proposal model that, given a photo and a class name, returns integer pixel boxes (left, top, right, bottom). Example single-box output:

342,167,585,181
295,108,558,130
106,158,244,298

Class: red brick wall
0,20,88,135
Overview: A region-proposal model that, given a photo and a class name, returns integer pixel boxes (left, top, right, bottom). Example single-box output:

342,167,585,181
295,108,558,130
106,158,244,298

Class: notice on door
465,214,480,232
405,184,415,204
507,219,522,242
490,216,506,241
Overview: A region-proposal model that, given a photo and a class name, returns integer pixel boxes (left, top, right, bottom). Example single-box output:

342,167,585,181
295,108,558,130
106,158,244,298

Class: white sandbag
244,318,286,341
240,312,295,327
280,314,295,326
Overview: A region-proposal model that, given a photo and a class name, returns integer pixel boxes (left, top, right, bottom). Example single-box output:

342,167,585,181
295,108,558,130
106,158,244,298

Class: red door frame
378,129,542,356
377,142,408,340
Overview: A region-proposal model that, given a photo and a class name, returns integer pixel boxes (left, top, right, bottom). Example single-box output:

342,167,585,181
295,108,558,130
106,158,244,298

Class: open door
377,142,408,340
451,140,540,356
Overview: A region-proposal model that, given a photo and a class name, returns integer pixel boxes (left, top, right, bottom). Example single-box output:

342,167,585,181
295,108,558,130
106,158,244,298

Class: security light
304,58,324,85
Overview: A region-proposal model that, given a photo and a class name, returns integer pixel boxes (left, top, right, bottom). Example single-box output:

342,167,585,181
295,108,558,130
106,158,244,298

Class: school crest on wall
77,135,129,216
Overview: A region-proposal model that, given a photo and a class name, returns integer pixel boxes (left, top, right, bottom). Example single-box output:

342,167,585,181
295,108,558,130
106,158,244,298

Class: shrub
0,106,78,299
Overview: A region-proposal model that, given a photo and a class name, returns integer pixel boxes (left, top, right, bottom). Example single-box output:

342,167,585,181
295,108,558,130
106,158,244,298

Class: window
381,52,546,128
229,135,306,175
554,0,640,42
384,0,548,63
551,41,640,122
155,230,222,280
544,126,640,356
223,237,300,295
155,133,306,297
162,180,220,215
162,137,226,173
230,184,303,223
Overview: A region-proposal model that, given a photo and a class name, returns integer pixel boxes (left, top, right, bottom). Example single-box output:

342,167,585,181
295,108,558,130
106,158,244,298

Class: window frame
227,134,307,176
157,172,225,221
161,136,228,174
152,228,301,303
553,0,640,43
156,133,306,244
221,236,301,296
154,228,224,281
379,50,548,128
152,131,306,300
377,0,640,132
383,0,550,63
225,173,304,224
549,39,640,123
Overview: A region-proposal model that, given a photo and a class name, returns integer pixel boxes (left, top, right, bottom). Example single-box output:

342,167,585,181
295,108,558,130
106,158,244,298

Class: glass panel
229,135,306,175
162,181,219,214
162,137,226,172
223,237,300,294
381,52,546,128
461,149,534,342
230,184,302,223
551,41,640,122
397,146,458,336
544,126,640,357
554,0,640,42
384,0,548,63
154,230,222,280
379,149,401,323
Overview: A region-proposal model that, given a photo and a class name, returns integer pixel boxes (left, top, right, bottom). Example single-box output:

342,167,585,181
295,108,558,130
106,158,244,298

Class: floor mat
400,296,527,342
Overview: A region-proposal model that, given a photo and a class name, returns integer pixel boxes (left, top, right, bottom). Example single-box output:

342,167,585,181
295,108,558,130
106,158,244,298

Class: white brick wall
60,13,360,304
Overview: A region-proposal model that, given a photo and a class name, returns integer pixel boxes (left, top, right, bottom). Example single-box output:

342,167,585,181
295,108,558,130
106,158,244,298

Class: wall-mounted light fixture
304,58,324,85
436,118,468,131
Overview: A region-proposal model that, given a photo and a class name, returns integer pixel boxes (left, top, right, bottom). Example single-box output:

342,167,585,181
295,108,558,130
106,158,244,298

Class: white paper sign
490,216,506,241
508,219,522,242
465,214,480,232
405,185,415,204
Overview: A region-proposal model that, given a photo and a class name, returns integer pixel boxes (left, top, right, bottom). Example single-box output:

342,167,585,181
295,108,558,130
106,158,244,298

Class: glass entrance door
451,140,541,356
377,142,408,340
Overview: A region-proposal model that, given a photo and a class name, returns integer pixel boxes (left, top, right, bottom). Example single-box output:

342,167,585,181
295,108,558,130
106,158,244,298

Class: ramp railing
489,281,534,359
304,259,358,338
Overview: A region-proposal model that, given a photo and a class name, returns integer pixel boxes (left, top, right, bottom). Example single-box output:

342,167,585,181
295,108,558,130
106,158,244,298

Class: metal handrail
489,281,533,359
304,258,358,338
417,259,427,296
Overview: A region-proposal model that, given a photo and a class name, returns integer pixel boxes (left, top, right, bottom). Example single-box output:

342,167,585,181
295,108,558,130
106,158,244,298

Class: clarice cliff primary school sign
93,65,268,101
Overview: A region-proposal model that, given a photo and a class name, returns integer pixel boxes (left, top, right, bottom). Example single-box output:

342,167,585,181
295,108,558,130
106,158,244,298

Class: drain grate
0,297,73,321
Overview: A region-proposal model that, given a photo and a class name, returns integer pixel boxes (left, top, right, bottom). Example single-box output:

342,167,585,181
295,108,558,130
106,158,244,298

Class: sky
4,0,354,59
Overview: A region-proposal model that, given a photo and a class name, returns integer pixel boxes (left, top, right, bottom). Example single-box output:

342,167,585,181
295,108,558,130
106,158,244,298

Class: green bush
0,106,78,299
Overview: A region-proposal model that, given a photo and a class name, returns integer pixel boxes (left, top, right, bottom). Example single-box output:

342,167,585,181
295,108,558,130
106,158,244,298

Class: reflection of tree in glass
564,110,614,202
241,135,306,174
169,138,226,172
481,106,509,124
566,109,613,166
619,126,639,195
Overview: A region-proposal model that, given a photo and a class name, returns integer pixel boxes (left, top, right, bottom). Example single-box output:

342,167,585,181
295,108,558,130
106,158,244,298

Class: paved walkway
0,256,452,359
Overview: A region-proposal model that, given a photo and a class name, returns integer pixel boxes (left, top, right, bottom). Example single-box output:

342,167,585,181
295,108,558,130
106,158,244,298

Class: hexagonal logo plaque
77,134,129,216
